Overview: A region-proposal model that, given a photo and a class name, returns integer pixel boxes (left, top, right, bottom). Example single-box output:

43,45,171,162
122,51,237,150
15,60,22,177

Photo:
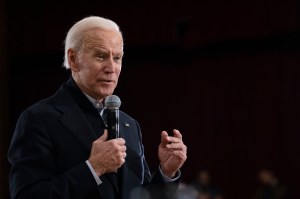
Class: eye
95,54,105,62
113,56,122,62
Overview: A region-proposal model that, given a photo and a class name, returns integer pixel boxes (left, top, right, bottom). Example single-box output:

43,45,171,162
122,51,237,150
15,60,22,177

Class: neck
72,74,105,101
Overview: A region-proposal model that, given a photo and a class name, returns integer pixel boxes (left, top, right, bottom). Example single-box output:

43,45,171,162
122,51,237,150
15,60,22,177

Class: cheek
81,68,94,80
79,65,98,84
116,65,122,76
85,63,100,77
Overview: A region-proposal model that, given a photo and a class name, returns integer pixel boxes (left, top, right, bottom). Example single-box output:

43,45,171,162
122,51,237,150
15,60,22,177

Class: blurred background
1,0,300,198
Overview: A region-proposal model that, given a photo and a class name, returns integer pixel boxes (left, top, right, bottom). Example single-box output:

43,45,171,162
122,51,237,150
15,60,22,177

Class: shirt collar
83,93,104,110
83,93,108,127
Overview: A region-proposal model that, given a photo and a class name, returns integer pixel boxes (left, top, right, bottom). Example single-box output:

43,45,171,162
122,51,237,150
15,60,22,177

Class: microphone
104,95,121,140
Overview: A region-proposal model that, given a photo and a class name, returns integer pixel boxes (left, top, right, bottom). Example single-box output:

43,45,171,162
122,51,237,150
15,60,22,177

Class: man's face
198,171,210,185
70,28,123,100
258,170,273,185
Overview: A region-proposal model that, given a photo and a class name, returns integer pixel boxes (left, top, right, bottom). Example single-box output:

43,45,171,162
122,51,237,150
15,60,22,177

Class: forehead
82,28,123,52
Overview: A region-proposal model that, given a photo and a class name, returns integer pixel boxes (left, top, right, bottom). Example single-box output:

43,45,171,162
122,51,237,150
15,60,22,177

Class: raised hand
158,129,187,178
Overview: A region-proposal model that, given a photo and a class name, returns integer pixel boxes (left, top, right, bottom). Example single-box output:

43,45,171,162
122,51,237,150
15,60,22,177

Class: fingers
115,151,127,162
160,131,169,146
123,151,127,159
166,142,185,150
112,139,127,157
161,129,182,143
165,136,182,143
173,129,182,140
115,138,126,145
166,142,187,157
164,129,187,155
172,150,187,161
90,133,127,174
119,145,127,152
105,137,125,146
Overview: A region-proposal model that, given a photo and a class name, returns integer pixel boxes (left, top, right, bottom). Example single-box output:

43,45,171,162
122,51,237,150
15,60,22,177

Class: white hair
63,16,121,69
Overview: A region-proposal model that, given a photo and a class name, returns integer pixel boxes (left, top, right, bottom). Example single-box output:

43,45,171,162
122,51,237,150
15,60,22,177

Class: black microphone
104,95,121,140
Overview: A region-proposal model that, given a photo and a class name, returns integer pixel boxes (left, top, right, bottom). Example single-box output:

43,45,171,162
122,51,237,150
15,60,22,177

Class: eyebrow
92,48,124,56
93,48,109,54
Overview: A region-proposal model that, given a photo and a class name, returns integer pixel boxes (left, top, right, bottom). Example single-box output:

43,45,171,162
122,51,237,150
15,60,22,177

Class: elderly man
8,16,187,199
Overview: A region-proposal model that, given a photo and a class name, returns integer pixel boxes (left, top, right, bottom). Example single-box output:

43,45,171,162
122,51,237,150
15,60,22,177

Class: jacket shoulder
20,83,69,118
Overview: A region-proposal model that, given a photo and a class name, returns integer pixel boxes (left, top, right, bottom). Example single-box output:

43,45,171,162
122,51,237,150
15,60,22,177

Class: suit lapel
58,103,97,151
52,78,100,150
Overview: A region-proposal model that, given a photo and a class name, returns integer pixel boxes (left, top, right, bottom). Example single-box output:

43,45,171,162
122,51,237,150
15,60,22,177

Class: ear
67,48,79,72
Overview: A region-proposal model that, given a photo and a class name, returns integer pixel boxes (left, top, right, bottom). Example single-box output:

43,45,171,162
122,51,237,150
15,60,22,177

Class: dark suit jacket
8,78,178,199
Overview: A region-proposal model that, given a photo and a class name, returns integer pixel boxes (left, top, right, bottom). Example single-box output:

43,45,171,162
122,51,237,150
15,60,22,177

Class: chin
100,91,114,98
95,86,116,98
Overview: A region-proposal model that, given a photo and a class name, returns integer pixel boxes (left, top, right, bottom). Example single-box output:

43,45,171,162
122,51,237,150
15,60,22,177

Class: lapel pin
125,123,130,127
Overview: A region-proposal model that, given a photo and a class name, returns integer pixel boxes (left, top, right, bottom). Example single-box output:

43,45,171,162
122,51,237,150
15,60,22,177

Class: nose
104,56,116,73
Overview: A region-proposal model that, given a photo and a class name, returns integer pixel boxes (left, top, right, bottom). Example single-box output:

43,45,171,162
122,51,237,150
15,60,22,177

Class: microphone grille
105,95,121,109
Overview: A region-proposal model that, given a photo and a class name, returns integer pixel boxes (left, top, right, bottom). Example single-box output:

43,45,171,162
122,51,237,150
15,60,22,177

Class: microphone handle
107,109,119,140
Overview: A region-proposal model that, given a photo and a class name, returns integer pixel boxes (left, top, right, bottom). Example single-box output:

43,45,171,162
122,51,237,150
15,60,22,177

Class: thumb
160,131,169,147
98,129,108,142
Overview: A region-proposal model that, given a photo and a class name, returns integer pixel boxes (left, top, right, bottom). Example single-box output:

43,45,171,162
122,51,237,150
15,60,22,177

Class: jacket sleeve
8,110,100,199
147,168,180,199
134,121,180,199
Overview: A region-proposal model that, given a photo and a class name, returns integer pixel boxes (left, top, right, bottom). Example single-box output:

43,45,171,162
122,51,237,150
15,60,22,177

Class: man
8,16,187,199
252,169,289,199
192,170,221,199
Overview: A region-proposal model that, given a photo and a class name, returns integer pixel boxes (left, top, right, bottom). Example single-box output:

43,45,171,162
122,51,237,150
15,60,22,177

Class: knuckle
118,138,125,142
112,141,118,148
92,140,99,145
121,158,125,164
117,157,123,164
113,148,119,153
118,151,123,157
